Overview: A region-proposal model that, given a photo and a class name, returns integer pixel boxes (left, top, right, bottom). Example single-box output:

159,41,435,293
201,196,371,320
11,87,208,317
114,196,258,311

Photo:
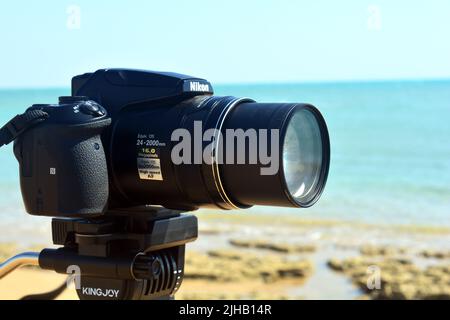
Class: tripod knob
132,254,162,279
130,250,181,297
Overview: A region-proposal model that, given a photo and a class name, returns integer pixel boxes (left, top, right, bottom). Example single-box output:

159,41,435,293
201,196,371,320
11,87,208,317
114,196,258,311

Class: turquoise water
0,81,449,230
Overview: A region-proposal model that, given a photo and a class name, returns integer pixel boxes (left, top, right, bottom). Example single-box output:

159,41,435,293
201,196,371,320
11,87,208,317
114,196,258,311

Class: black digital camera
0,69,330,300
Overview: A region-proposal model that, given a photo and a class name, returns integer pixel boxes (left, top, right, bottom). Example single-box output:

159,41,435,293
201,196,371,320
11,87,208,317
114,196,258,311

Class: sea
1,80,449,244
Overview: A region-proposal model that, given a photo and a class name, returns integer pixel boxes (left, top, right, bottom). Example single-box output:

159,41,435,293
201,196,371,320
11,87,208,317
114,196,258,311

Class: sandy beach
1,212,449,300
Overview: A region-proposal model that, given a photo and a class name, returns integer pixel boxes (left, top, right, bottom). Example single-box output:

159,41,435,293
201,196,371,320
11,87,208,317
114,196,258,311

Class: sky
0,0,450,87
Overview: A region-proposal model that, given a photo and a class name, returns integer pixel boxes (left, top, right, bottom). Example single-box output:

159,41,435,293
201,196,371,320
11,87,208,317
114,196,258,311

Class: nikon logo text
81,287,120,298
190,81,210,92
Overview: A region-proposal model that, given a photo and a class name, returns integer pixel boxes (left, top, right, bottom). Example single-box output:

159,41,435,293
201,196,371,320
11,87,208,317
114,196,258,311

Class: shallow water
288,247,361,300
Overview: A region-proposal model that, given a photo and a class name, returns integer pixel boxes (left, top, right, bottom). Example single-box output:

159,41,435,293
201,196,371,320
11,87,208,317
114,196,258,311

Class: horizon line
0,76,450,90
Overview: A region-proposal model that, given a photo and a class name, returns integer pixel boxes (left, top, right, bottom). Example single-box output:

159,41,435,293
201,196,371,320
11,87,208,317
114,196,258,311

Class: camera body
14,69,214,217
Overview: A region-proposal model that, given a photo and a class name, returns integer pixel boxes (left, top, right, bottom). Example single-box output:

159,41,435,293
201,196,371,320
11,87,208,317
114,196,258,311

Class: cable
20,278,68,300
1,252,68,300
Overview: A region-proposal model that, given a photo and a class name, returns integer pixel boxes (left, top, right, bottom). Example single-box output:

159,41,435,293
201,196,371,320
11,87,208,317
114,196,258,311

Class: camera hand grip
14,103,111,217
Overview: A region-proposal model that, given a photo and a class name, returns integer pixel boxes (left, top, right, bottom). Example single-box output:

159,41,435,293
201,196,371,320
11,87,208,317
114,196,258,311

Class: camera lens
219,102,330,209
110,97,329,211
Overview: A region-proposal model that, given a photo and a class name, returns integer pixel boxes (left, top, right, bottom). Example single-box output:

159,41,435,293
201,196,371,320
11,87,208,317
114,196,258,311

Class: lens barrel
110,96,330,211
221,102,329,208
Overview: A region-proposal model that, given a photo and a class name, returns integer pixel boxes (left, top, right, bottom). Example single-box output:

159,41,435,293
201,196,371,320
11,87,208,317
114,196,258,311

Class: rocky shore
178,212,450,300
328,255,450,299
1,212,449,300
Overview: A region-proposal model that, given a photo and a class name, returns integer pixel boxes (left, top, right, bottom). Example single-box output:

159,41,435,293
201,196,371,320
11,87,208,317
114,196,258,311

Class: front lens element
283,108,323,205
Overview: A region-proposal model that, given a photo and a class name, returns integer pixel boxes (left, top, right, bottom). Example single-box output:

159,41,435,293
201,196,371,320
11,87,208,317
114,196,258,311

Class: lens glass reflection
282,108,323,204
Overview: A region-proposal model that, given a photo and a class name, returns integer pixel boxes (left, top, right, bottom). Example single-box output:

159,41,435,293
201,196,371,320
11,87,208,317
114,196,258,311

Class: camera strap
0,109,49,148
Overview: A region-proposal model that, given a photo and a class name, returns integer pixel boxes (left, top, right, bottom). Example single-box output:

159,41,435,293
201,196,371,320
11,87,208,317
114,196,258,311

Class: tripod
0,207,198,300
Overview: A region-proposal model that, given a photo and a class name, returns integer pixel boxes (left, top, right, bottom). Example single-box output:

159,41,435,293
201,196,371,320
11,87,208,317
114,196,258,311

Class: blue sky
0,0,450,87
